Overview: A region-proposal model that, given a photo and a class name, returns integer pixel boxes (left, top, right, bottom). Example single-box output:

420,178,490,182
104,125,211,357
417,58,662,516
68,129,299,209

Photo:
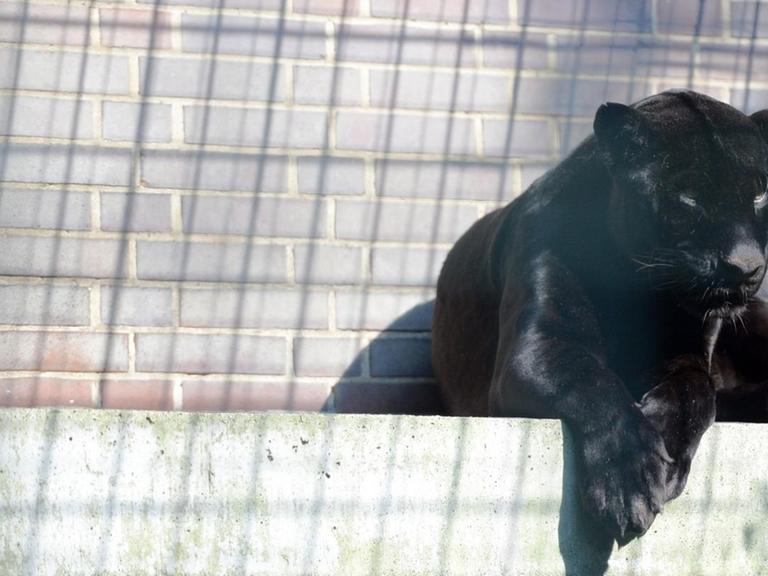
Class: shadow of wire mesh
0,0,764,413
0,0,765,573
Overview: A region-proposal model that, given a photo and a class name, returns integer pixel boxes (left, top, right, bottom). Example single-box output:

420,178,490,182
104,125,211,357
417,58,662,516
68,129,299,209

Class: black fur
432,90,768,544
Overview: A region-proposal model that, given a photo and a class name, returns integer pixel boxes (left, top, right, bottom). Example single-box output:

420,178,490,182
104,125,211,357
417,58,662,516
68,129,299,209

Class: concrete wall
2,408,767,575
0,1,766,413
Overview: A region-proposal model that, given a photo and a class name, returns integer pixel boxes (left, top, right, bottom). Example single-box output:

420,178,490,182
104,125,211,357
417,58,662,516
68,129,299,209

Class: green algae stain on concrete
0,541,22,576
1,408,768,575
124,515,158,568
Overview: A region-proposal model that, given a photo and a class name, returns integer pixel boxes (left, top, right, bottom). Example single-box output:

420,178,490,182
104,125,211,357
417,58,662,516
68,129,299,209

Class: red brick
100,8,173,49
182,380,331,412
0,332,128,372
101,379,174,411
0,377,93,408
0,4,90,45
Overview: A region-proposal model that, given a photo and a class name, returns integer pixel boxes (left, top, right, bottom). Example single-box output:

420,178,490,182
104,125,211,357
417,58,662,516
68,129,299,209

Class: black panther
432,90,768,545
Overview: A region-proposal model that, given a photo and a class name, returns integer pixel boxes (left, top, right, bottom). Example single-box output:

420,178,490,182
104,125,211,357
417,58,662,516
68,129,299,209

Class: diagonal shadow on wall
323,299,444,416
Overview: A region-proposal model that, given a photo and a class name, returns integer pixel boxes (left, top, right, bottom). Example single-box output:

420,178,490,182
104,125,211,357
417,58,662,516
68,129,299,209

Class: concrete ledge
0,409,766,575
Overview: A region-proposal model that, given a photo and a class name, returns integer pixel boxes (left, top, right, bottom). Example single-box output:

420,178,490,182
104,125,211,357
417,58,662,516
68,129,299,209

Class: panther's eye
756,176,768,206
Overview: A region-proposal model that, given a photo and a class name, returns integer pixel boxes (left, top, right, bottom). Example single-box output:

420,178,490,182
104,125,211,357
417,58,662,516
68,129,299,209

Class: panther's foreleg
639,355,717,500
489,250,673,545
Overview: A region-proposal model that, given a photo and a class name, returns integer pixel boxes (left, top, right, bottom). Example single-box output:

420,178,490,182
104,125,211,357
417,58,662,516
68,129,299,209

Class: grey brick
182,196,326,238
0,331,128,372
336,112,476,155
336,291,433,331
370,338,433,377
140,57,287,101
0,236,129,279
0,144,133,186
102,101,172,142
331,380,440,413
554,36,692,77
558,120,594,156
369,70,510,113
180,287,328,329
520,0,652,32
482,119,552,158
101,193,172,232
135,333,286,375
293,65,362,106
376,160,514,201
297,157,365,196
0,96,92,139
336,200,477,243
0,3,90,45
657,0,723,36
0,48,129,95
140,150,289,193
521,163,555,191
730,89,768,115
731,2,768,38
0,188,90,230
101,286,173,326
0,284,90,326
138,0,281,6
294,0,359,15
294,245,362,285
371,247,448,286
337,23,476,66
514,77,651,117
184,106,329,149
696,44,768,82
294,337,363,377
657,82,726,103
182,14,326,59
481,31,551,70
137,241,287,283
370,0,509,23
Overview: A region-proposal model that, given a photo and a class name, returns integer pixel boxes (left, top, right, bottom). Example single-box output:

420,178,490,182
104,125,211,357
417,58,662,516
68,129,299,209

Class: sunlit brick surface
0,0,763,412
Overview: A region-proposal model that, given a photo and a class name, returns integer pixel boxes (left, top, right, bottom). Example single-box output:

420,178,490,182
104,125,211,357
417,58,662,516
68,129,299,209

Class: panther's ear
593,102,654,166
750,109,768,143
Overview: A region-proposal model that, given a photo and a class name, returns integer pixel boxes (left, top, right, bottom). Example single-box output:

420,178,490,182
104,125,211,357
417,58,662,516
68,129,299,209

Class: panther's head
594,90,768,320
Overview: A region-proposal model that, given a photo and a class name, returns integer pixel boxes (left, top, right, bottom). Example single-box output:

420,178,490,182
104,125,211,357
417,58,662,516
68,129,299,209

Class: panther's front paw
579,410,674,546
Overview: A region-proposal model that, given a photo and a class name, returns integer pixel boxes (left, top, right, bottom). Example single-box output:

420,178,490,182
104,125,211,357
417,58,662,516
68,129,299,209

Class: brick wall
0,0,765,413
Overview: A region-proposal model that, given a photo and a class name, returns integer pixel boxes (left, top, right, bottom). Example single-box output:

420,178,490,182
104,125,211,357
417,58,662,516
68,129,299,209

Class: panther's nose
720,243,765,287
